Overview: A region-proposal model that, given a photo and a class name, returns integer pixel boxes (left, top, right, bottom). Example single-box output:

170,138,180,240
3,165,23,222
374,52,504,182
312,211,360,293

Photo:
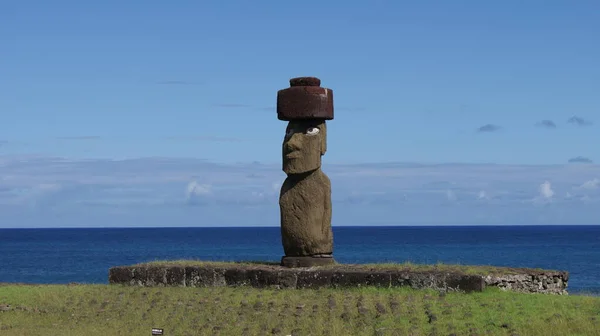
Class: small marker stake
152,328,164,335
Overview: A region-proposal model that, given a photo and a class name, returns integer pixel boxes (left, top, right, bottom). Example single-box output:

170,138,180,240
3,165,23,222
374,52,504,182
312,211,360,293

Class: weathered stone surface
277,77,333,120
366,272,393,287
247,269,289,288
280,119,333,258
281,120,327,175
185,266,226,287
165,266,185,287
108,266,133,284
392,271,437,289
445,274,486,293
223,268,248,286
107,263,572,293
484,270,569,295
290,77,321,87
146,267,166,286
276,270,298,288
281,256,335,268
129,266,166,286
333,271,391,288
296,269,335,289
130,267,147,286
390,271,411,287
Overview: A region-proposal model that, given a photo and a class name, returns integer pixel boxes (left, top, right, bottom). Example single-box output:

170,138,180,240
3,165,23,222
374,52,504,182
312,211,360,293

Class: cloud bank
568,156,593,164
1,156,599,227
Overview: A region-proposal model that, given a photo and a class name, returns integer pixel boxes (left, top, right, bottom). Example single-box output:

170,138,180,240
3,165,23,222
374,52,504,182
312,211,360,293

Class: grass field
1,284,598,336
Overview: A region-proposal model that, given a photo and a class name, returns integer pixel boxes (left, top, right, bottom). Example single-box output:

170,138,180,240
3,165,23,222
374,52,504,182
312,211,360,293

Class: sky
1,0,599,227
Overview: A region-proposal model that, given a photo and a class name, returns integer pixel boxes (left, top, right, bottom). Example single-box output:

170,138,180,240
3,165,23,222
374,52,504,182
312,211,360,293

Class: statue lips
285,150,299,159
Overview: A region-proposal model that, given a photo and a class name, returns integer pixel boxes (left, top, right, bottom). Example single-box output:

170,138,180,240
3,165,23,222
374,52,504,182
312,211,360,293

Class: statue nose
285,143,300,153
286,134,302,150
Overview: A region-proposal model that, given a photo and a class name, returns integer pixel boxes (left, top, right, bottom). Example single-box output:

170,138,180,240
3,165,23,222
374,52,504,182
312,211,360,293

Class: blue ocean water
1,226,599,294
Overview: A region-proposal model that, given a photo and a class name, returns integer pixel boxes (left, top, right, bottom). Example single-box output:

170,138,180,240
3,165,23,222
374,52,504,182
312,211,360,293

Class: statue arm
322,172,332,233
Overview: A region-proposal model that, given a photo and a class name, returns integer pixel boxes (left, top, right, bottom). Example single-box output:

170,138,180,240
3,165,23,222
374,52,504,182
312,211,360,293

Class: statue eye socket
285,128,294,137
306,127,320,136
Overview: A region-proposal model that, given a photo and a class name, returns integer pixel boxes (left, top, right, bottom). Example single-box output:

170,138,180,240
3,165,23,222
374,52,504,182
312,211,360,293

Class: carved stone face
282,120,327,174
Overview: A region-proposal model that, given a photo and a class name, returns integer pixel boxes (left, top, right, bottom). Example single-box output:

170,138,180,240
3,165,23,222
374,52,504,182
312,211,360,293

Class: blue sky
1,1,599,227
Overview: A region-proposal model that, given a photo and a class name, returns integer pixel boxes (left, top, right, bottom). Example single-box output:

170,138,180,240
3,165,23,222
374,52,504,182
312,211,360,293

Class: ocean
1,226,598,294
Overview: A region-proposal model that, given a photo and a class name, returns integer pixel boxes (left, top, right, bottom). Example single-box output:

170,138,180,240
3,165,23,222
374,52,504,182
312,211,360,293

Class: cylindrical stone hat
277,77,334,121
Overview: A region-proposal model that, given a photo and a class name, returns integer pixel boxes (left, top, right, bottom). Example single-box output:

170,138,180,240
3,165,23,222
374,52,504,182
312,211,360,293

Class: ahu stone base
281,255,336,268
108,263,568,295
110,263,485,293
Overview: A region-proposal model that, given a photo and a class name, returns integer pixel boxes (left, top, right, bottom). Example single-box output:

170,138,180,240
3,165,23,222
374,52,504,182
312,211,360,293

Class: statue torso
279,169,333,256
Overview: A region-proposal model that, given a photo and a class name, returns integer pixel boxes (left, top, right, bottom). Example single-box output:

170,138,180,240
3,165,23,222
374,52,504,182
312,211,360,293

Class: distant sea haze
1,226,599,295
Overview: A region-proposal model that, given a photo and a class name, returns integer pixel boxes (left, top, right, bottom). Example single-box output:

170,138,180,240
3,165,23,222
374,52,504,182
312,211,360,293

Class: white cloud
580,178,599,190
186,181,211,197
185,181,212,205
477,190,488,199
539,181,554,199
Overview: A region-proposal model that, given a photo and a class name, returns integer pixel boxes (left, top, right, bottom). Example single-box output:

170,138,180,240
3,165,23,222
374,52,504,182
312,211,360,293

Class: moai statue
276,77,335,267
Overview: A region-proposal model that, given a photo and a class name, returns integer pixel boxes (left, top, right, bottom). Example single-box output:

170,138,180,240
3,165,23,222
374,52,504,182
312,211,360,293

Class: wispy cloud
476,124,502,133
568,156,593,164
567,116,593,126
536,120,556,129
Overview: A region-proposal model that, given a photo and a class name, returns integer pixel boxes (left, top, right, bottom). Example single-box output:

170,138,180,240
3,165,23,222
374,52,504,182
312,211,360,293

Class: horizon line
1,224,599,230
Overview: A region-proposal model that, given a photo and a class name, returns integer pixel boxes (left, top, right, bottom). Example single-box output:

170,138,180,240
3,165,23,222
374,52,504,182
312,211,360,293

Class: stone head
282,119,327,174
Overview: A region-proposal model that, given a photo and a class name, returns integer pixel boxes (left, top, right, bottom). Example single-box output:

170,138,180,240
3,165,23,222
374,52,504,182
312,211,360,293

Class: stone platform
109,263,484,293
108,262,569,294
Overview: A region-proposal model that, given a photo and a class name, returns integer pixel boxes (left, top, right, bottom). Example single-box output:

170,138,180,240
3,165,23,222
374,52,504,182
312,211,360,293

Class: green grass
135,259,558,275
1,284,598,336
